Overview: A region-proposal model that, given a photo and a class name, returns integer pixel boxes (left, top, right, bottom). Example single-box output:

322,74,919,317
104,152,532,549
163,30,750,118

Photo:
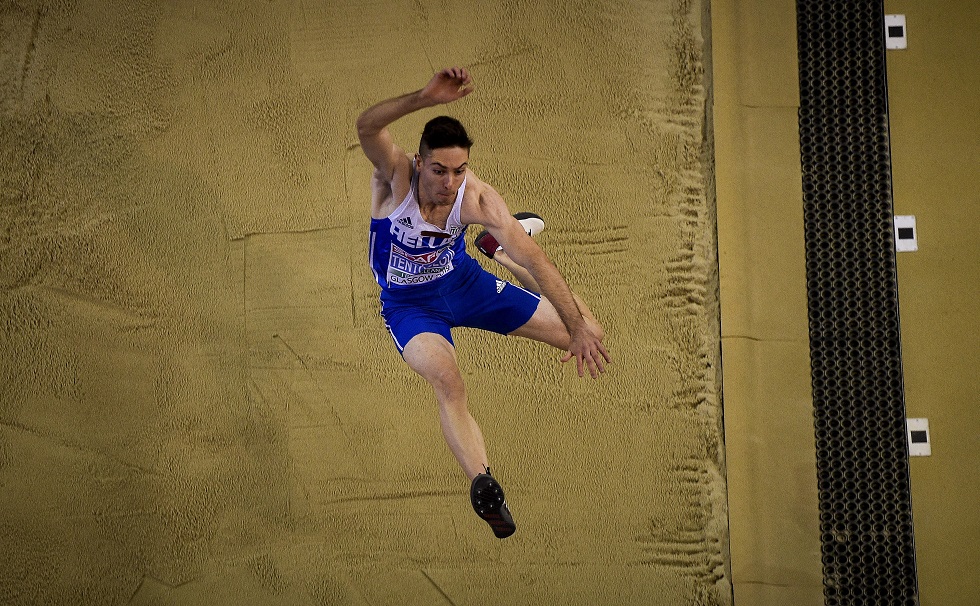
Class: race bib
386,244,455,286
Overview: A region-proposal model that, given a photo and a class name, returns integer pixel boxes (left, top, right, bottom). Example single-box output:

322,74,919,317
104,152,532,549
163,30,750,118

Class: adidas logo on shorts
496,280,506,293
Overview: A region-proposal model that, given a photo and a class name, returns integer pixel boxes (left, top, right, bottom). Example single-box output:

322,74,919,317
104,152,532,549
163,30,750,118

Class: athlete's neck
415,177,455,226
419,199,452,229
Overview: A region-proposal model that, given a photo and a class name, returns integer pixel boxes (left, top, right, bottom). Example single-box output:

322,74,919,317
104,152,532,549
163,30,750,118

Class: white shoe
474,212,546,258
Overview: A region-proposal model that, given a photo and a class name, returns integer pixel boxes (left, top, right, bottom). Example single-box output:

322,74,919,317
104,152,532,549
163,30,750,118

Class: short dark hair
419,116,473,157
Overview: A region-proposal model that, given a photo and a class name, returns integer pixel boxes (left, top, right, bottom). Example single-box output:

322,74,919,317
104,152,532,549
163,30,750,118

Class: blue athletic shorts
379,257,542,354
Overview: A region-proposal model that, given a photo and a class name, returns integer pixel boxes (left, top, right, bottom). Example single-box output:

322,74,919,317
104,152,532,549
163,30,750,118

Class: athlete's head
415,116,472,206
418,115,473,158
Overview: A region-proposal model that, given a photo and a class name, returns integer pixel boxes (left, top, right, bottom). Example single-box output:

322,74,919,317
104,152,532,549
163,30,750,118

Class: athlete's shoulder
457,173,485,222
462,167,488,191
465,169,506,206
459,169,508,227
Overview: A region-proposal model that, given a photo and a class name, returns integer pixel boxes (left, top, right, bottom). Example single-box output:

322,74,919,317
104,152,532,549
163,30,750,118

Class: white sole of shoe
517,216,545,237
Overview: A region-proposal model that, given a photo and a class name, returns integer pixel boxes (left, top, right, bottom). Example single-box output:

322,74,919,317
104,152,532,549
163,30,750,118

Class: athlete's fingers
458,71,473,91
586,353,599,379
593,352,606,375
562,349,603,378
597,342,611,364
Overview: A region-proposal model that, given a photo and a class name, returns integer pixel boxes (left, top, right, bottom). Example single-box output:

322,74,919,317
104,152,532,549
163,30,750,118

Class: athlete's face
416,147,469,206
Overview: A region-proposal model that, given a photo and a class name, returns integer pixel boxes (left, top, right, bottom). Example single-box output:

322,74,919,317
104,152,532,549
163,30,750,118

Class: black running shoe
470,473,516,539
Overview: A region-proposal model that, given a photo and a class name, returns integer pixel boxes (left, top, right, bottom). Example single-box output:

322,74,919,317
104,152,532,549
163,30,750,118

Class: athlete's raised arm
355,67,474,180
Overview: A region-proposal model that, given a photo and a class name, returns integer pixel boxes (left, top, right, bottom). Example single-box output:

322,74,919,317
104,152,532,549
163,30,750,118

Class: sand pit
1,0,728,603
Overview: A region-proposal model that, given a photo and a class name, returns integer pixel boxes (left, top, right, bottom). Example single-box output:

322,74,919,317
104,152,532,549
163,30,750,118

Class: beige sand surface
1,0,728,603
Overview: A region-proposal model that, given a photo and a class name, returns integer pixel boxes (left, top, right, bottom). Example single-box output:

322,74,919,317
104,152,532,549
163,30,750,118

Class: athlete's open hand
421,66,474,106
561,323,611,379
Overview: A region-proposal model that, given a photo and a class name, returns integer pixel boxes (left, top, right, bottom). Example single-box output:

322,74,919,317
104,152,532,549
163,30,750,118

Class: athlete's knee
425,364,467,401
588,318,606,341
437,391,470,419
434,383,470,421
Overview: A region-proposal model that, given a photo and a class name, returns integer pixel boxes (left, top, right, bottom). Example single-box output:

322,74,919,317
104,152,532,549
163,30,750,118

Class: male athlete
356,66,610,538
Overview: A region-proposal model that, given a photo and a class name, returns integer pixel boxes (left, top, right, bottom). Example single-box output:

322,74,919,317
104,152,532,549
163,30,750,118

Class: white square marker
885,15,908,50
907,418,931,457
894,215,917,252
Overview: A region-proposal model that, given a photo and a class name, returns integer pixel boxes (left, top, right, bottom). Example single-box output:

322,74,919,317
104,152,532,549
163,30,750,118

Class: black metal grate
796,1,919,604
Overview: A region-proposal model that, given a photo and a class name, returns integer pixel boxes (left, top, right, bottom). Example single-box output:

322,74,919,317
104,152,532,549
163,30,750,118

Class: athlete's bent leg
493,249,602,331
401,332,489,480
507,294,605,350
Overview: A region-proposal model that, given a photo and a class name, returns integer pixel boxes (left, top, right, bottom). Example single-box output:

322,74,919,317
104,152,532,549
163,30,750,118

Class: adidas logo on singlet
397,217,413,228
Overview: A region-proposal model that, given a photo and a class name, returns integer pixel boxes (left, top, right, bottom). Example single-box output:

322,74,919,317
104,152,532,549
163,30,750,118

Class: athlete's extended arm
355,67,474,177
473,182,610,378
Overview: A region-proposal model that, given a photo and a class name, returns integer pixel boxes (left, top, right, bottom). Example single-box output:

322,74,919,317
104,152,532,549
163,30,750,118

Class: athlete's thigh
450,265,541,336
506,295,571,350
380,293,453,355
